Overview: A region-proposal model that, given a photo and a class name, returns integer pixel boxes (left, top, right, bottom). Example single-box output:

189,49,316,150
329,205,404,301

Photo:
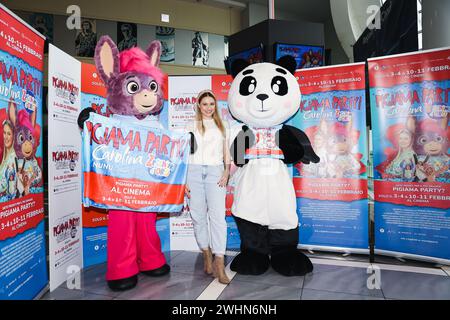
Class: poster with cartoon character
212,75,242,249
369,48,450,263
291,63,369,252
0,4,47,300
168,75,241,250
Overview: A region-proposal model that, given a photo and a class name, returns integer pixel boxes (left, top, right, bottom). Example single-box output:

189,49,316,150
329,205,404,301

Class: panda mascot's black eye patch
271,76,288,96
239,76,257,96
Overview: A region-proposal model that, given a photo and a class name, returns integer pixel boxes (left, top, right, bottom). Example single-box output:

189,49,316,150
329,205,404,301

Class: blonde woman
186,90,231,284
0,119,17,199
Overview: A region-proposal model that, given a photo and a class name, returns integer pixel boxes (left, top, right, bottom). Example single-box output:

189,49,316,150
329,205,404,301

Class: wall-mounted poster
75,19,97,57
192,31,209,67
29,13,53,44
117,22,137,51
156,26,175,63
224,36,229,61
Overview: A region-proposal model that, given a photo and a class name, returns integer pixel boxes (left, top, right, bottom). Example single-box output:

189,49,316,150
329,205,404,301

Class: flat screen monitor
225,44,264,74
274,43,324,70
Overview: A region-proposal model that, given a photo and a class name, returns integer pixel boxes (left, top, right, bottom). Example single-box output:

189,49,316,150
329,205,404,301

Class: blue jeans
187,164,227,256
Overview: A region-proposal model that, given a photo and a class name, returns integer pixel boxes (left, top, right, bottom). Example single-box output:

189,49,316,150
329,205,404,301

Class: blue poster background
291,65,369,251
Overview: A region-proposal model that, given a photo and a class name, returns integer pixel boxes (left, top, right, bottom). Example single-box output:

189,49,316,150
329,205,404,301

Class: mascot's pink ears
94,35,162,83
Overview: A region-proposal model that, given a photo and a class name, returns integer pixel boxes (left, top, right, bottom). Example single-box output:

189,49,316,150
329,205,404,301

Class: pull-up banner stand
292,63,369,253
369,48,450,265
0,4,47,300
47,44,83,291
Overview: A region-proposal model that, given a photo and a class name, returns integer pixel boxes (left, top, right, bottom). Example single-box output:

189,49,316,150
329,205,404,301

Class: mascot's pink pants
106,210,166,281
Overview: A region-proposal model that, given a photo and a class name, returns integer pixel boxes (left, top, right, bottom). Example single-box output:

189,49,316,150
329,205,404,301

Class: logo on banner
170,95,197,111
52,149,80,171
52,76,80,103
53,216,81,243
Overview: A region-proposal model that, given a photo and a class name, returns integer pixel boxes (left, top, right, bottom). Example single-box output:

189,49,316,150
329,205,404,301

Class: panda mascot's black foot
271,248,313,276
230,250,270,275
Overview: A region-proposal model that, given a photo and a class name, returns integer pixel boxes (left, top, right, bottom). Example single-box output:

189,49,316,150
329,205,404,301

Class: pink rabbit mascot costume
78,36,169,291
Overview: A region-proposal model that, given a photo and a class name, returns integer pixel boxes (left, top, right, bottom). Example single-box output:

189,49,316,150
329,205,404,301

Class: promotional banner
292,63,369,252
80,63,108,267
47,44,83,291
168,76,210,251
212,75,241,249
168,75,241,250
0,4,47,299
168,76,211,131
369,48,450,263
82,112,190,212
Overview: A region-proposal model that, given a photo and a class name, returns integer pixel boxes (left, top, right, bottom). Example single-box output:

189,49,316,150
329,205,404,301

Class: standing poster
369,48,450,263
168,76,211,251
168,75,241,250
48,44,83,291
0,4,47,299
212,75,241,249
80,63,108,268
168,76,211,131
292,63,369,252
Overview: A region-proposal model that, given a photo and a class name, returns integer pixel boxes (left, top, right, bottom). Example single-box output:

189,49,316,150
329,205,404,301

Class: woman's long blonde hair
195,90,225,137
2,120,14,163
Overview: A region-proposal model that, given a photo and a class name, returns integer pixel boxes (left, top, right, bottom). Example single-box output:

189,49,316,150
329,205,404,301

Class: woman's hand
218,170,230,188
185,184,191,199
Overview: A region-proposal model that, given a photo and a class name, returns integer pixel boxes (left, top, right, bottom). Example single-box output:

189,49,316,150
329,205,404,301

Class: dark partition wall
229,19,325,65
354,0,418,62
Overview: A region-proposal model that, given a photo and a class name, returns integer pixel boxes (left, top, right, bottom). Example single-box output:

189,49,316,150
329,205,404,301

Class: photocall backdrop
42,47,450,290
1,15,448,296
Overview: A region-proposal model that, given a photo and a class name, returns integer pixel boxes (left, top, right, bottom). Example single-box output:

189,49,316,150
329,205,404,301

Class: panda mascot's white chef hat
227,56,300,128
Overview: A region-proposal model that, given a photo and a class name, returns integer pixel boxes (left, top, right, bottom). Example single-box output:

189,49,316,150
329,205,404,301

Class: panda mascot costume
228,56,320,276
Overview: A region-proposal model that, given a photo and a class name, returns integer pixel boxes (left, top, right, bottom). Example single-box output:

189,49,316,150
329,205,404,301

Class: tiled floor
42,251,450,300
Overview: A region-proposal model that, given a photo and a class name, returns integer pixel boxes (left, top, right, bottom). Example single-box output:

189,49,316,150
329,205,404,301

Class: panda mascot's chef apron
232,125,298,230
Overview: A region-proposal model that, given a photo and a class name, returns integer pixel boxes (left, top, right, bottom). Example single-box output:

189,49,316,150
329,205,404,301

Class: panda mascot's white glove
227,56,320,277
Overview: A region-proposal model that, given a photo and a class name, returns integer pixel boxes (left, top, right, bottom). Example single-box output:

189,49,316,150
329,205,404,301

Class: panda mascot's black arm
226,55,320,277
277,125,320,165
230,125,255,167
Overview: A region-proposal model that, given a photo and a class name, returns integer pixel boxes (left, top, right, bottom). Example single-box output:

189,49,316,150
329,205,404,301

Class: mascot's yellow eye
126,81,140,94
